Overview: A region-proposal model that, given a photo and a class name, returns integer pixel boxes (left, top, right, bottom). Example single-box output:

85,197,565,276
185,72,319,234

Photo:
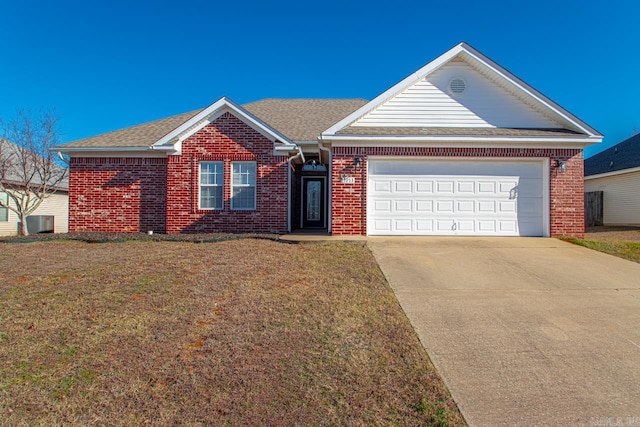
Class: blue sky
1,0,637,157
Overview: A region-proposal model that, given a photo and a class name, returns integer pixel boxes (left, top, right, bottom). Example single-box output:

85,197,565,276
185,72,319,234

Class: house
0,140,69,236
55,43,602,238
584,133,640,226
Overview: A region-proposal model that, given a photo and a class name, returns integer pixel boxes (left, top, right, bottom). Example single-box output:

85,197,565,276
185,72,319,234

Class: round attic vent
449,78,466,95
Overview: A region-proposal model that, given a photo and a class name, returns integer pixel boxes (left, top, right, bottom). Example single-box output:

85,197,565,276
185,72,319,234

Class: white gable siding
0,192,69,236
352,61,559,129
585,171,640,226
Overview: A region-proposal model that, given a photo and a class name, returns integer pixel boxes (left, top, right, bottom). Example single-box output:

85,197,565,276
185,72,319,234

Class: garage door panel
436,181,454,194
374,199,392,212
477,200,496,213
498,181,518,194
477,181,497,194
457,220,475,233
477,220,497,232
394,200,413,212
457,200,475,213
416,200,433,212
368,159,545,236
415,181,434,193
415,219,434,232
394,181,412,192
436,200,455,213
372,219,392,232
436,220,456,232
498,200,517,213
457,181,475,193
394,219,412,232
374,180,391,192
499,221,517,232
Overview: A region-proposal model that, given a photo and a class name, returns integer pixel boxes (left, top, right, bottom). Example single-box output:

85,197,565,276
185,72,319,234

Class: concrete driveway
368,237,640,427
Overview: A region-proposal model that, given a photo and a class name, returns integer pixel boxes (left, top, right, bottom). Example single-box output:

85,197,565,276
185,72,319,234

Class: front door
302,177,326,228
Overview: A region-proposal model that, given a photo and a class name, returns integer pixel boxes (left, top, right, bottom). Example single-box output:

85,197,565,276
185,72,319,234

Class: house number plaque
341,176,356,184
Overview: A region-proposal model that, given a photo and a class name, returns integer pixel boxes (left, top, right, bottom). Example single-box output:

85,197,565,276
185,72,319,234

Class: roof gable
585,133,640,176
152,97,296,153
324,42,602,141
351,59,559,129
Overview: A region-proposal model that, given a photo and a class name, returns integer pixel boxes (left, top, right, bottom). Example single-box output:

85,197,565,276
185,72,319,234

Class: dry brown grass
0,239,464,426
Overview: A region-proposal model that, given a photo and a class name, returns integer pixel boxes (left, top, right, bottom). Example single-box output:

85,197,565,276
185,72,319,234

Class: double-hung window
199,161,223,210
231,162,256,210
0,192,8,222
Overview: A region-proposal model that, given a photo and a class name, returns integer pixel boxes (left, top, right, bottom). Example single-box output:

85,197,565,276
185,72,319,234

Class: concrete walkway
368,237,640,427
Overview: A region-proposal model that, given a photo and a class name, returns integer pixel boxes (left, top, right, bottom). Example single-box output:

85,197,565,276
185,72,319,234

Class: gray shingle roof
336,126,585,137
59,99,368,149
60,109,203,149
242,99,368,141
585,133,640,176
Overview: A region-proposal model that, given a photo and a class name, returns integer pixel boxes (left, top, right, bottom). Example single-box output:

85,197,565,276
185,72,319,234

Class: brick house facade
58,43,602,238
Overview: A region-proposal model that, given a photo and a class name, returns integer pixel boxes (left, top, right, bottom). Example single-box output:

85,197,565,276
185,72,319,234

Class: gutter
321,135,601,144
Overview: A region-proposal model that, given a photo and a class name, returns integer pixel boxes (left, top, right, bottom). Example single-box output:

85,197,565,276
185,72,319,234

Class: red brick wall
331,147,585,238
165,112,289,234
549,151,584,237
69,157,167,233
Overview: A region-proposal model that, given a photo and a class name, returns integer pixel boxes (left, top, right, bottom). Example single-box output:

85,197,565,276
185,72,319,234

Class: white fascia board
152,97,296,152
51,147,169,158
327,137,596,149
323,45,466,136
585,166,640,180
458,43,602,138
324,134,599,146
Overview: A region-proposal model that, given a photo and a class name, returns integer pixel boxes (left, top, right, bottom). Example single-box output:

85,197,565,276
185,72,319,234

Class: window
0,192,8,222
199,162,223,210
231,162,256,210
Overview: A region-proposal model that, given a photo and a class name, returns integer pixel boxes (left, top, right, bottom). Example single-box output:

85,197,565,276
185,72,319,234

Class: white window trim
231,161,257,211
199,161,224,210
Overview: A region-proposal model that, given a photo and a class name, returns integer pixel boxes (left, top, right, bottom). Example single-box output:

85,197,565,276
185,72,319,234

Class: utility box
26,215,54,234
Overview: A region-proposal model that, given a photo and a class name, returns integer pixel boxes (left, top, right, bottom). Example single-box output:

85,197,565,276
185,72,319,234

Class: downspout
318,138,332,233
288,147,305,166
287,147,305,234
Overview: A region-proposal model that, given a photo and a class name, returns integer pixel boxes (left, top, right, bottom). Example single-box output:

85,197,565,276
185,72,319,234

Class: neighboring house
56,43,602,238
0,141,69,236
584,133,640,226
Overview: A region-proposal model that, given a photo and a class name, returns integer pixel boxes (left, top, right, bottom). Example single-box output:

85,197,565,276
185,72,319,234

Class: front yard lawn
562,226,640,264
0,238,464,426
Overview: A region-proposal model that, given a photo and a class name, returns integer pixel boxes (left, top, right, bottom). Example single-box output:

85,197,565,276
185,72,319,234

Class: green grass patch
561,237,640,263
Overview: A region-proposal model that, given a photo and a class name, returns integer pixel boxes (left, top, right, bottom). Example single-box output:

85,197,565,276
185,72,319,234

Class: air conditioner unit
26,215,54,234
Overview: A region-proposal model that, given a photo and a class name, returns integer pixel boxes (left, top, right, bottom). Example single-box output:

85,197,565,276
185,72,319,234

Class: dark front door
302,177,326,228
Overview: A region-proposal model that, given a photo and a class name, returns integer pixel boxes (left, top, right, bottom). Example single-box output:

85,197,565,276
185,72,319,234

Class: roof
0,139,68,191
60,109,203,149
243,99,367,141
337,126,584,137
150,97,297,151
323,42,602,143
59,98,368,150
585,133,640,176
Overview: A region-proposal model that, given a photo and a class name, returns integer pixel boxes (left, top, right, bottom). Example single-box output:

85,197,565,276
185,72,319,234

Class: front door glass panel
306,181,321,221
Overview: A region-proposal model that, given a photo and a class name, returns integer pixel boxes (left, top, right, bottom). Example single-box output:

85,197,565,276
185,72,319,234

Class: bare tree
0,110,68,235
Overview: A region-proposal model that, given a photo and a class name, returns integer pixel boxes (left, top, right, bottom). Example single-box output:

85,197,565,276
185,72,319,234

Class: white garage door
367,159,545,236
